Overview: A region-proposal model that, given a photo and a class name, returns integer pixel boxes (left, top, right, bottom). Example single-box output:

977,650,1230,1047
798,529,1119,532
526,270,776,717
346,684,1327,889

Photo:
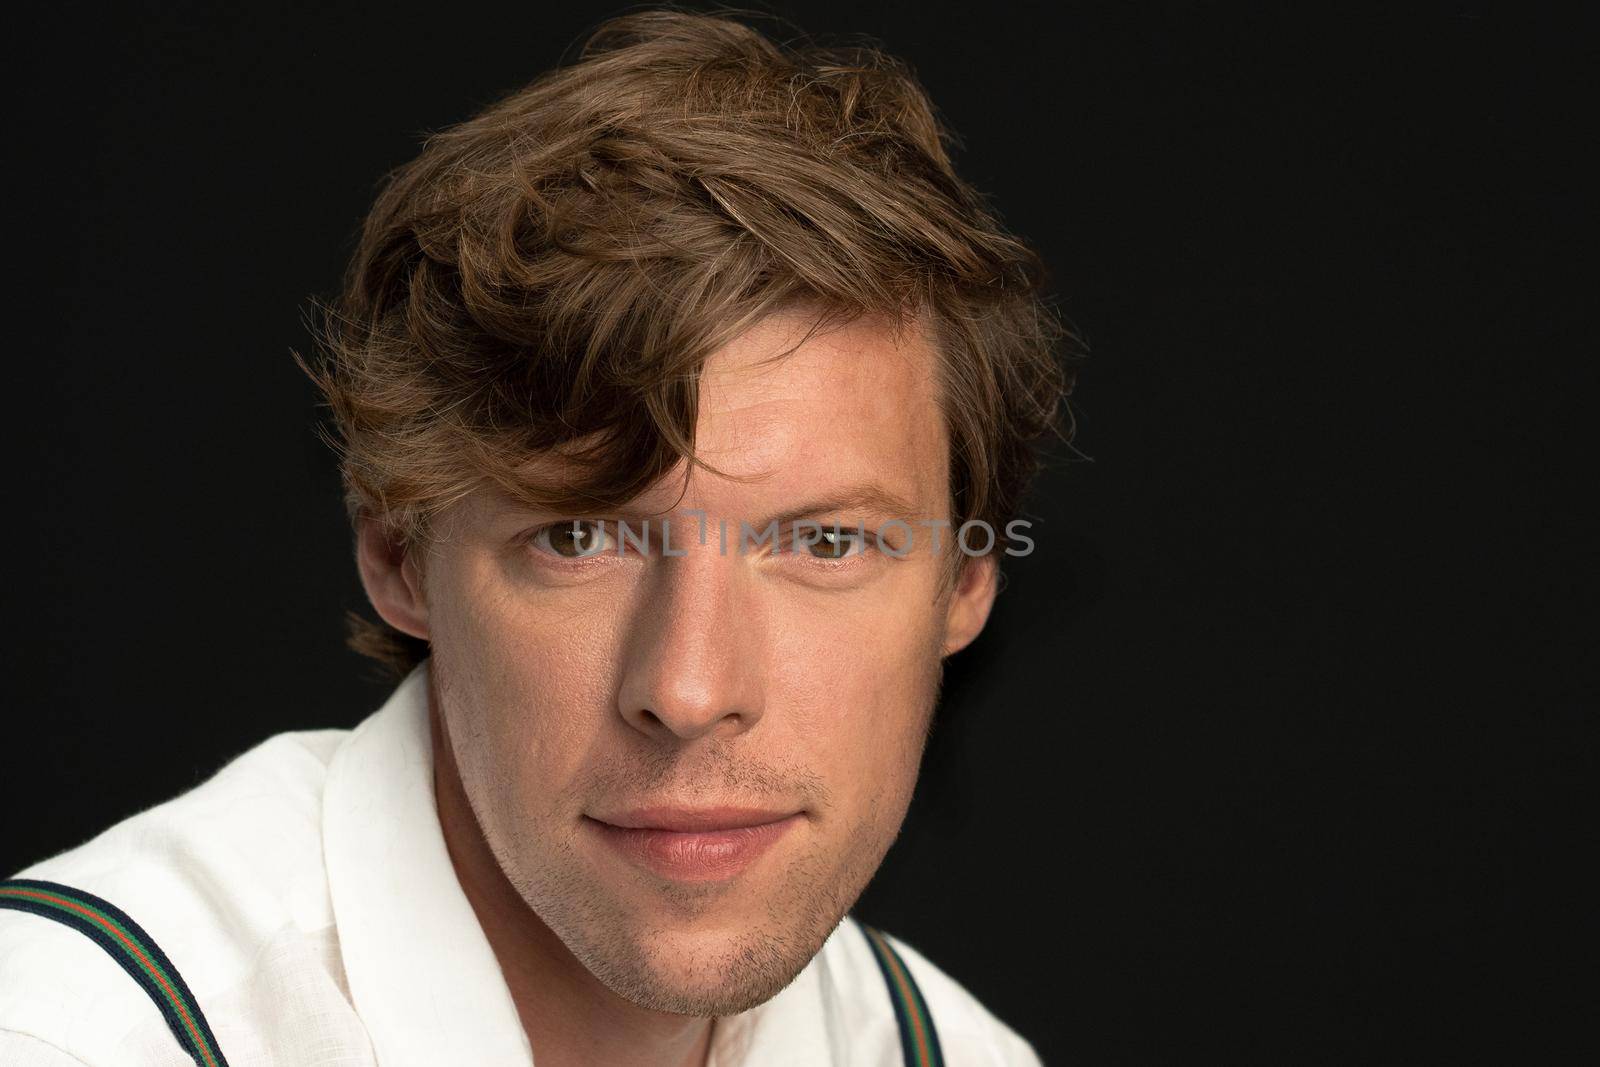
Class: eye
801,526,870,560
530,519,613,558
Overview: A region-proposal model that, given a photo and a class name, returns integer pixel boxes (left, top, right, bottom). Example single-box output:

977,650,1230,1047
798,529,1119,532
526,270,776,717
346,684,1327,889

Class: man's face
391,309,996,1015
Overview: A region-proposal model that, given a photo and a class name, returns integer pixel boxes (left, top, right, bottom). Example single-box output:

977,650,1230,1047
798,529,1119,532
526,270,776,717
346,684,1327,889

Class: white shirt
0,661,1042,1066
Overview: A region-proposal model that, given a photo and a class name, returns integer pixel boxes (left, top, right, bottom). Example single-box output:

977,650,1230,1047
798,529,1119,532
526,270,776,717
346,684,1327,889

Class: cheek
431,557,626,817
768,584,945,807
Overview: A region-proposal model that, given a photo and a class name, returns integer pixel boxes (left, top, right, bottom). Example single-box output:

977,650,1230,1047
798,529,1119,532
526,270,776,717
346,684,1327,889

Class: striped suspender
859,920,945,1067
0,879,231,1067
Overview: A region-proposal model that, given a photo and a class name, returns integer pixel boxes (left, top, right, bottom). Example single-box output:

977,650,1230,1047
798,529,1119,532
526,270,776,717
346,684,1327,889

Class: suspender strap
859,920,945,1067
0,878,231,1067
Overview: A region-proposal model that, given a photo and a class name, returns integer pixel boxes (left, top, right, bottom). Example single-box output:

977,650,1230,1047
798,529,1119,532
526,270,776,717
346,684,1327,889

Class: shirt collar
322,658,534,1067
321,657,846,1067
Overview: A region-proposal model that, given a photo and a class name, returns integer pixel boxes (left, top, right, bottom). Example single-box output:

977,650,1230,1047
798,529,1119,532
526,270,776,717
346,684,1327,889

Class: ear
354,514,431,641
940,553,999,657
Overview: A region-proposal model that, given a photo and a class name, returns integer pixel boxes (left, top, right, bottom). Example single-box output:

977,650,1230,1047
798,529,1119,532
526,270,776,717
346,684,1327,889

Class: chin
560,899,835,1017
598,924,814,1016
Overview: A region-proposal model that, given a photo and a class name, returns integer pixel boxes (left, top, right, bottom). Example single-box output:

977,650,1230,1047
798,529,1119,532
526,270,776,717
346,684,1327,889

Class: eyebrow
740,484,923,532
515,482,922,528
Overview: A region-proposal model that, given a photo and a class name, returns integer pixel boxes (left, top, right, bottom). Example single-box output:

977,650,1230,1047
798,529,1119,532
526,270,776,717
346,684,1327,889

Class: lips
585,807,803,883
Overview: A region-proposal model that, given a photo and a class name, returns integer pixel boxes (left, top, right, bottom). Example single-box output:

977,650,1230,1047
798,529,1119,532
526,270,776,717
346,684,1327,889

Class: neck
429,697,713,1067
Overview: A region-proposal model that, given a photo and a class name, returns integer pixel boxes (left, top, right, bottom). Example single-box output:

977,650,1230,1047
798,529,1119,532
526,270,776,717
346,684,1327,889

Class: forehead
460,307,951,530
685,308,948,511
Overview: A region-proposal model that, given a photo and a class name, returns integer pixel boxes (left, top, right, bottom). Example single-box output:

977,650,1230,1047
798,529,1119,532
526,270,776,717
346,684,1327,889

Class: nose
616,544,767,742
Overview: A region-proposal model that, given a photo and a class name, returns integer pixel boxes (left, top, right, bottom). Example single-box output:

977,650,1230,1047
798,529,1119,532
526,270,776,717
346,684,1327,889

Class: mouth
583,807,804,883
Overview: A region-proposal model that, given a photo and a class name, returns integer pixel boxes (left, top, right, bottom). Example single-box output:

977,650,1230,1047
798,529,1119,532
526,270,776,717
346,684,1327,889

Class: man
1,11,1070,1065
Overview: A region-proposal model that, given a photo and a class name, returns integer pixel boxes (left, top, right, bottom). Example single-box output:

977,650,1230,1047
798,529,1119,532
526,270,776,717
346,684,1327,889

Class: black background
6,3,1593,1062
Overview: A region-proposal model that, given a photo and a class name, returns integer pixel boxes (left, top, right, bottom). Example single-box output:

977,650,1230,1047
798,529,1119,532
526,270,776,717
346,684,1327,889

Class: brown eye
806,528,867,559
534,520,610,558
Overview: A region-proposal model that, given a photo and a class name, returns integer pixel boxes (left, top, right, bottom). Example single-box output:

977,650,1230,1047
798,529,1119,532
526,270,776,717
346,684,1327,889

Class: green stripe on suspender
0,879,230,1067
860,920,945,1067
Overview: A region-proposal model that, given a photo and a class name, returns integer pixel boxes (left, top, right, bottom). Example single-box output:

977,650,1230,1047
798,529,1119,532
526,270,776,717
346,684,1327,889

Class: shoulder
0,728,350,1064
818,918,1044,1066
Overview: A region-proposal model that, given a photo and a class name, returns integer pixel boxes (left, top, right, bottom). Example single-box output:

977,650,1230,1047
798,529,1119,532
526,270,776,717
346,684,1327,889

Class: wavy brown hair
295,9,1078,679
